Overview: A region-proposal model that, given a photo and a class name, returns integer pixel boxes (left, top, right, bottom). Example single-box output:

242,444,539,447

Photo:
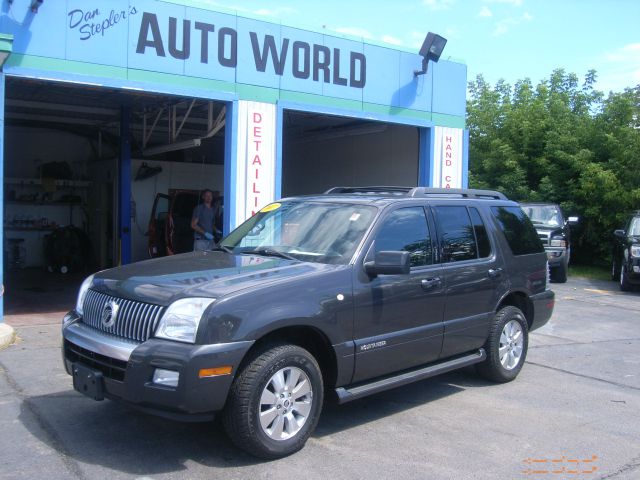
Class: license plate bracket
72,363,104,401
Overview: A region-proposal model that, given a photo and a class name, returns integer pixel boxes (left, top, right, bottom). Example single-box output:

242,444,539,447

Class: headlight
155,298,215,344
75,274,95,316
631,245,640,258
550,237,566,247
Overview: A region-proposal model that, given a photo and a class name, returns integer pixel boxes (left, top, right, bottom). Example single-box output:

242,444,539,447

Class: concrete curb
0,323,16,350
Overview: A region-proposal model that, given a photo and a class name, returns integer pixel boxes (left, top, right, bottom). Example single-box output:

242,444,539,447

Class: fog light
153,369,179,387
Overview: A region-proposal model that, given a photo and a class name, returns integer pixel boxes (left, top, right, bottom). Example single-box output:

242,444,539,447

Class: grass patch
569,264,611,281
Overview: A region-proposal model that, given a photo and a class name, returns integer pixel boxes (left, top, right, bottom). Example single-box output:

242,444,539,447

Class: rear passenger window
491,206,544,255
434,206,477,262
469,207,491,258
374,207,432,267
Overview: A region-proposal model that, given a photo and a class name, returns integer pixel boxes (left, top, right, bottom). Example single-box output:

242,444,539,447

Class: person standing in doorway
191,189,221,251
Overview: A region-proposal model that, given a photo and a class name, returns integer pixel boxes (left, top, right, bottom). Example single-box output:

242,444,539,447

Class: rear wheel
222,344,323,459
476,306,529,383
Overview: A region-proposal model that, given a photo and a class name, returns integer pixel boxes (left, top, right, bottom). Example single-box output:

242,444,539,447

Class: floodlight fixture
414,32,447,76
30,0,43,13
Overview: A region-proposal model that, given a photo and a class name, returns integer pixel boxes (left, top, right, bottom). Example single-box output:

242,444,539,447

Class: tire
550,262,568,283
476,306,529,383
611,256,621,281
222,343,324,459
620,266,633,292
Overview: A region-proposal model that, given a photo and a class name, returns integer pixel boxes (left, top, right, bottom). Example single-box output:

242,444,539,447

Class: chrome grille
538,231,550,245
82,289,165,342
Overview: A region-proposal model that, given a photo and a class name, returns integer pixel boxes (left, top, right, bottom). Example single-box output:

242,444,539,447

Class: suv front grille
82,289,165,342
538,231,549,245
64,340,127,381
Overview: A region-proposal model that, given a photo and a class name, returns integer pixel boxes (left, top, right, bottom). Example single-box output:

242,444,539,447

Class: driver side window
374,207,432,267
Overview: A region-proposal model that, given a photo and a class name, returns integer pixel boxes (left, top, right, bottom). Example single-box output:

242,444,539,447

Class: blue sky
180,0,640,94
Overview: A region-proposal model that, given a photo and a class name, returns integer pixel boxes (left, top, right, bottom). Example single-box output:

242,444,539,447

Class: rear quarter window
491,206,544,255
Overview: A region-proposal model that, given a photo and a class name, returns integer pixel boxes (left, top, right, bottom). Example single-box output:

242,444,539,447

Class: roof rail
323,186,413,196
323,186,508,200
409,187,508,200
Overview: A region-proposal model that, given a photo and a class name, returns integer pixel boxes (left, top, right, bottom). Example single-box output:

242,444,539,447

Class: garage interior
3,77,227,315
281,110,420,197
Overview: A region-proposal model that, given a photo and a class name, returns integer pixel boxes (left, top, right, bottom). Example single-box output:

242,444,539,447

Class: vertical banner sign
235,100,276,227
432,127,463,188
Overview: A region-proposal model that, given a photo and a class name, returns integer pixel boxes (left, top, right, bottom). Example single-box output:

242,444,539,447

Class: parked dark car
520,203,578,283
148,190,200,258
612,211,640,291
63,187,554,459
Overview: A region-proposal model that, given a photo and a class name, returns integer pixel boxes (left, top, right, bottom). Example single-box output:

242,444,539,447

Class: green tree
467,70,640,264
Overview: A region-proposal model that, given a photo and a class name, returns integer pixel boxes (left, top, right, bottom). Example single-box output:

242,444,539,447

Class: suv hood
91,251,335,306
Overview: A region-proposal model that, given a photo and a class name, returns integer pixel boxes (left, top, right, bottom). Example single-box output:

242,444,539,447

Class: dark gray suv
62,187,554,459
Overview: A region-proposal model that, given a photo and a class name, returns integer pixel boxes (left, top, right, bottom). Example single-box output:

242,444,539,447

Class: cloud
479,6,493,17
409,31,427,49
253,7,295,17
485,0,523,6
445,27,460,39
600,43,640,92
423,0,455,11
381,35,403,46
332,26,374,39
492,11,533,36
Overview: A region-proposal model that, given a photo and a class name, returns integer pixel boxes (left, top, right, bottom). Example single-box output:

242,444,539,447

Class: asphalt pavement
0,276,639,479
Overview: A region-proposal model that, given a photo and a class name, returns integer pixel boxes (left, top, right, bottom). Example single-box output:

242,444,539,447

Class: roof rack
324,186,508,200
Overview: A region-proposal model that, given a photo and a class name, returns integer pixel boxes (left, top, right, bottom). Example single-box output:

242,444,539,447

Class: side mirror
364,251,411,277
614,229,626,240
566,216,579,226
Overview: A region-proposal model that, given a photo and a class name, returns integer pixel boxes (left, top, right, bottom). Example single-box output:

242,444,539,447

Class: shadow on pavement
18,369,484,474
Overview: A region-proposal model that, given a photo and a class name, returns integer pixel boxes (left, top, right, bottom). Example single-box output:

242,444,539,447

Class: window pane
491,206,544,255
374,207,432,267
469,207,491,258
434,206,477,262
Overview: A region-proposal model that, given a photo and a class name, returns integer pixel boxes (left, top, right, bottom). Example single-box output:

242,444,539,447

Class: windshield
521,205,563,227
221,201,377,265
630,217,640,236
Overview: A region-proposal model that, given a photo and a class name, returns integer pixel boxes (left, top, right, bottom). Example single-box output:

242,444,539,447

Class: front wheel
550,262,568,283
611,256,621,281
222,344,324,459
620,266,633,292
476,306,529,383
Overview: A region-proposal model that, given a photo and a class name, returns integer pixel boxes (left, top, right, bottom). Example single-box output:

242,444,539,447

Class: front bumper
545,247,567,267
624,257,640,284
62,312,253,421
529,290,555,331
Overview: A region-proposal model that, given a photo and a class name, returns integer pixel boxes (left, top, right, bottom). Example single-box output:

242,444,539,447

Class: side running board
335,349,486,404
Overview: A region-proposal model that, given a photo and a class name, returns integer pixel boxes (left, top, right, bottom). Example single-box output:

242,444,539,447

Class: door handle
421,277,441,291
488,268,503,279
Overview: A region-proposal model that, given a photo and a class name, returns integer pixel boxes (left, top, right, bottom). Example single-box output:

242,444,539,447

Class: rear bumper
529,290,555,331
62,313,253,421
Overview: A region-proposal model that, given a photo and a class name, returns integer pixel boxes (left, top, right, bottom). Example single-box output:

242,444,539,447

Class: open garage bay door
3,78,227,316
281,110,420,197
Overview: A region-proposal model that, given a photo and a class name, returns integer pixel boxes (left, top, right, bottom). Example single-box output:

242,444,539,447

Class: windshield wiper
210,244,233,253
249,248,297,261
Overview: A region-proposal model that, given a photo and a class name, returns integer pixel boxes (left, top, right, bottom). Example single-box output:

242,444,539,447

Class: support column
118,106,132,265
418,127,435,187
233,101,277,228
223,100,238,235
0,72,5,321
